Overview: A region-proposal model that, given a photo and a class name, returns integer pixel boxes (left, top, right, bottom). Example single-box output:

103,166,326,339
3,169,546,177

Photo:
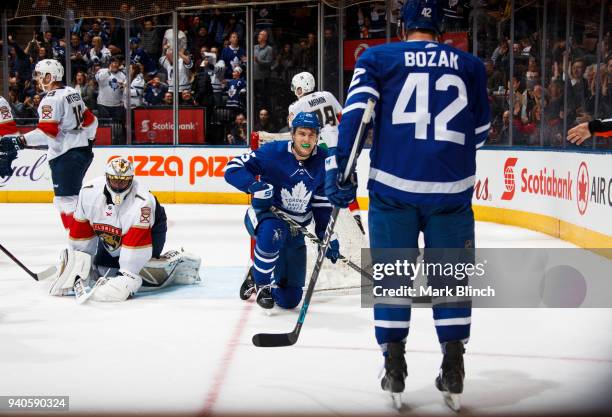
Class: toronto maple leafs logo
280,181,312,213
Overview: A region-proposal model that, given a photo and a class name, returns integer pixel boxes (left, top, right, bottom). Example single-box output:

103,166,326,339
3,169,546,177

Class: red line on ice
201,301,254,415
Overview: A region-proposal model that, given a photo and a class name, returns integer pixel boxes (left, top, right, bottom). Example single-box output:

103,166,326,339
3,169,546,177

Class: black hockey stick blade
252,331,298,347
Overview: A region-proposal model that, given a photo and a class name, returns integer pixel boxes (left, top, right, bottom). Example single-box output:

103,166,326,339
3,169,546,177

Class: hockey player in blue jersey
225,112,340,311
325,0,490,410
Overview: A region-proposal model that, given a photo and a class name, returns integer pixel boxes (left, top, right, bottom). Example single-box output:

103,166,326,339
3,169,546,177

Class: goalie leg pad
139,249,202,290
89,270,142,302
49,249,92,296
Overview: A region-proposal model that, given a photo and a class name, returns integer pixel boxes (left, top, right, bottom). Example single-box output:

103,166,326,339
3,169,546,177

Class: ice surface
0,204,610,414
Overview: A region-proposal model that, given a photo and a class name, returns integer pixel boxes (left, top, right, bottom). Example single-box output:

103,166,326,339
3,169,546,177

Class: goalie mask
34,59,64,92
291,72,315,98
105,157,134,205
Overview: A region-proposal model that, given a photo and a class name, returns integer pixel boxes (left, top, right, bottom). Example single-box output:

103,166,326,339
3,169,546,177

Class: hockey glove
89,270,143,302
0,135,26,153
248,181,274,212
0,150,17,178
324,153,357,208
325,237,340,264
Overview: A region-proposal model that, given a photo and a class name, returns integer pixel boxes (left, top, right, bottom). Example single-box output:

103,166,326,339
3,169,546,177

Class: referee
567,118,612,145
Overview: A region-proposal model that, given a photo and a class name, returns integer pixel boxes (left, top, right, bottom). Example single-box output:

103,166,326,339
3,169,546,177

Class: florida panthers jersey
338,40,490,205
224,140,332,237
69,177,157,276
288,91,343,128
0,96,18,137
25,86,97,160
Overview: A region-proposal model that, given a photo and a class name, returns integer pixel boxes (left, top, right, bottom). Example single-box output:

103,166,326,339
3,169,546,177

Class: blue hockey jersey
338,40,491,205
224,141,332,238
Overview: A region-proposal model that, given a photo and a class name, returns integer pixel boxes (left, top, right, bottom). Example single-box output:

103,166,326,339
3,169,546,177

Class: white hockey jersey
69,177,157,277
95,68,127,107
24,86,97,160
0,96,19,137
288,90,343,128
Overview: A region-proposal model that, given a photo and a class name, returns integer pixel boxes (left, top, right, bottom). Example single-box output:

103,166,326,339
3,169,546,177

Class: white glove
90,270,142,302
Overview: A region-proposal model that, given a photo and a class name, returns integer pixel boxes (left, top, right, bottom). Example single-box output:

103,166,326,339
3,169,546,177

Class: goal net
251,131,367,294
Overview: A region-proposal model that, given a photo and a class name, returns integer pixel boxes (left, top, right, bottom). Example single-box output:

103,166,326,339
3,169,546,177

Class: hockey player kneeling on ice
49,157,201,302
224,112,340,311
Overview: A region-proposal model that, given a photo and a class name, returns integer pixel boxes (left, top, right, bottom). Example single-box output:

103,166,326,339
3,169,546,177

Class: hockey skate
255,284,274,312
239,267,255,300
380,342,407,409
435,341,465,412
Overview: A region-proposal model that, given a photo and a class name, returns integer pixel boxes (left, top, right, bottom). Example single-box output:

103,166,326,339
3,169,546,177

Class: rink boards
0,146,610,248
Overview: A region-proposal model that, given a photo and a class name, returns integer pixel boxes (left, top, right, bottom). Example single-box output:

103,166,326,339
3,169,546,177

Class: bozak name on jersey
69,177,157,275
225,140,332,237
338,40,491,205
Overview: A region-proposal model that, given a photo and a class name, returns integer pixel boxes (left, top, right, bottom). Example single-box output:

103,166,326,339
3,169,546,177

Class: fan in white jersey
0,59,98,232
49,157,201,302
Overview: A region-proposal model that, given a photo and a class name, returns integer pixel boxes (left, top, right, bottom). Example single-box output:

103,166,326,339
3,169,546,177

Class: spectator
162,91,173,106
20,94,41,120
95,58,126,142
193,26,214,53
69,33,89,75
194,46,210,69
163,28,187,54
140,19,161,61
38,30,57,54
222,14,245,44
129,37,157,76
7,37,32,84
224,66,246,110
272,43,295,82
210,55,226,107
253,30,274,108
253,108,276,132
127,63,145,109
159,47,193,93
144,76,168,106
227,112,247,145
220,32,246,80
485,59,505,94
73,71,96,109
88,20,109,45
89,36,111,68
179,90,196,106
193,59,214,109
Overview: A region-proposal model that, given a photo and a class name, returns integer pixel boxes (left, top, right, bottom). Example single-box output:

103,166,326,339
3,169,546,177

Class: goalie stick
252,98,376,348
0,242,57,281
269,206,373,281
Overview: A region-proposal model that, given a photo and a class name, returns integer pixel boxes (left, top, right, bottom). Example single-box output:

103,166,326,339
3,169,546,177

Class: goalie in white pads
49,157,201,302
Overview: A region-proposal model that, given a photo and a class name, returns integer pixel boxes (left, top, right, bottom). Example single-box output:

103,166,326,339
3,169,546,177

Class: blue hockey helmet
400,0,444,36
291,112,320,135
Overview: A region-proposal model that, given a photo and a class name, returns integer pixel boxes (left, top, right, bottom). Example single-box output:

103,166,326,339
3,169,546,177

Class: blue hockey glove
248,181,274,212
324,153,357,208
0,151,18,178
0,135,26,153
325,237,340,264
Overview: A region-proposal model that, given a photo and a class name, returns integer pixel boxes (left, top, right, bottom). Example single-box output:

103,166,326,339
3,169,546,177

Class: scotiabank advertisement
132,107,206,144
472,150,612,238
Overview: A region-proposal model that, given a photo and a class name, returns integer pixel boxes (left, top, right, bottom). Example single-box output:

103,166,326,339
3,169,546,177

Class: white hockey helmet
33,59,64,91
291,72,315,98
105,157,134,205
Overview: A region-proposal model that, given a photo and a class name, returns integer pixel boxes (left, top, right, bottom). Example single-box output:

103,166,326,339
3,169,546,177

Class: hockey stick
0,242,57,281
74,275,108,304
269,206,373,281
253,98,376,348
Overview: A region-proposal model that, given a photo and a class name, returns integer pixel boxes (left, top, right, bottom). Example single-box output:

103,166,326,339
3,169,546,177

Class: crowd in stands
1,1,611,148
1,6,321,144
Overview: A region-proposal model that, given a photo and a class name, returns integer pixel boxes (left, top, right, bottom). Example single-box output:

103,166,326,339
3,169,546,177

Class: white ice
0,203,611,415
